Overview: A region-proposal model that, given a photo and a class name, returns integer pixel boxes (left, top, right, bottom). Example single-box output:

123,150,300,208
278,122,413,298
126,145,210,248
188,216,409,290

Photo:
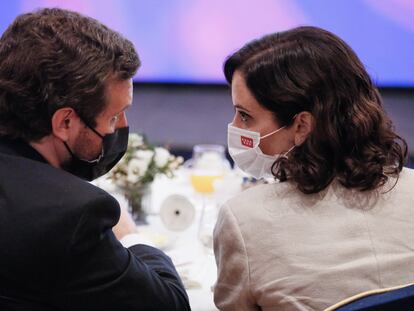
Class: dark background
128,83,414,168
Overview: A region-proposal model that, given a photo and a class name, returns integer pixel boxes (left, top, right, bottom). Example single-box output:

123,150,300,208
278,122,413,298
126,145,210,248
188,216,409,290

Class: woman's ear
293,111,314,146
51,107,77,141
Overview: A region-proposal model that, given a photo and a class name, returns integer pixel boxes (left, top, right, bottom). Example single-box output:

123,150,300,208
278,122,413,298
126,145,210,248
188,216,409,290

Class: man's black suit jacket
0,138,191,310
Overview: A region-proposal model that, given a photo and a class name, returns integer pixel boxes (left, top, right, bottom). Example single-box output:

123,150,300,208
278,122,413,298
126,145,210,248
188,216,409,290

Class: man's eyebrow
115,103,132,114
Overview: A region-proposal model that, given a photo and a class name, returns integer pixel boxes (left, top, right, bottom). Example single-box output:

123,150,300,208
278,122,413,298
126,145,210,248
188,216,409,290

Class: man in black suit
0,8,190,311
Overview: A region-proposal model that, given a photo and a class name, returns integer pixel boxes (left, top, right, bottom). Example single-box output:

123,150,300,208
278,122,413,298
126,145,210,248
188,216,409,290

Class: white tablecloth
142,215,218,311
95,169,229,311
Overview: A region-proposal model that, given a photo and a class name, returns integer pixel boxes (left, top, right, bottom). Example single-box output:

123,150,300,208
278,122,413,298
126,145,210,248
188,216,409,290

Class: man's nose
117,111,128,128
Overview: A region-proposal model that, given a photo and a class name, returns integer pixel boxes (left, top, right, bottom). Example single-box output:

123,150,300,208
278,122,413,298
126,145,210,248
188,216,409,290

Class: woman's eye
239,111,249,122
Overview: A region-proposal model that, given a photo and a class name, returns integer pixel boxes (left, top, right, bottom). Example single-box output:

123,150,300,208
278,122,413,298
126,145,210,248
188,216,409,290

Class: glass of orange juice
189,144,228,193
189,144,229,250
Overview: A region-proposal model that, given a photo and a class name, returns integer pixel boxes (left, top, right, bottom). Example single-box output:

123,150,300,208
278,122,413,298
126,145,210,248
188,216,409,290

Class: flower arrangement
108,133,183,220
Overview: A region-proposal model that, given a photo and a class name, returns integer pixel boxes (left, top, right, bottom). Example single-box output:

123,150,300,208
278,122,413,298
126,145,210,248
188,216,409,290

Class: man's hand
113,204,138,240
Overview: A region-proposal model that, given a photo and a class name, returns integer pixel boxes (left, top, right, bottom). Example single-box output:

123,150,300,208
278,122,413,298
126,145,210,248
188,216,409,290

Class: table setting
94,135,245,311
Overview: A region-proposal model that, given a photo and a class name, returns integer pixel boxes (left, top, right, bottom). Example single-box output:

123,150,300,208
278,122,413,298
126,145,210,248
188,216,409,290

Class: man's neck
29,136,64,169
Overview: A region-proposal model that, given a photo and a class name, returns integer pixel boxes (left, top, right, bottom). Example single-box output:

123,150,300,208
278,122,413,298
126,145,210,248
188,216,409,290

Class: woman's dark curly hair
224,26,407,194
0,8,140,141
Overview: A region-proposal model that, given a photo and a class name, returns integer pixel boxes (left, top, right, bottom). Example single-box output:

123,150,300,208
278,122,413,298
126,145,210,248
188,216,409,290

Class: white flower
128,149,154,177
168,156,184,170
107,132,183,188
126,170,140,184
154,147,170,168
128,133,144,148
127,155,149,179
135,149,154,163
115,160,128,174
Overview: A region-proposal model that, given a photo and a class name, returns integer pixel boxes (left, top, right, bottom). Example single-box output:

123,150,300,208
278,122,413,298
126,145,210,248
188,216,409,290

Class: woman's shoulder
393,167,414,191
400,166,414,178
222,181,296,219
225,183,272,206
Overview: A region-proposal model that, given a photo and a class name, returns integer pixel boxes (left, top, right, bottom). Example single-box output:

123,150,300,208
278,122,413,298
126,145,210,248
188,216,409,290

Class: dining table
95,167,244,311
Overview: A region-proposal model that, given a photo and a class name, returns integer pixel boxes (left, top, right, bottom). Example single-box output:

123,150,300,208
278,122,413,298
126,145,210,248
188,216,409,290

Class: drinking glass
188,144,230,250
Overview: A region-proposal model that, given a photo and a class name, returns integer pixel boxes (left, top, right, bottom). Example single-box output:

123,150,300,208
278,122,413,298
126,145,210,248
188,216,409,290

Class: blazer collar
0,137,48,164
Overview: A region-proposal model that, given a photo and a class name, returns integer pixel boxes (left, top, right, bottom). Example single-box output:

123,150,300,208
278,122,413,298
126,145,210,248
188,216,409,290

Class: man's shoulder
0,150,112,206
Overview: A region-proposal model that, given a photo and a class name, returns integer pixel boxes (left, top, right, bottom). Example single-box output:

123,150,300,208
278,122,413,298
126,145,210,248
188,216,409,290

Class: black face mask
64,125,129,181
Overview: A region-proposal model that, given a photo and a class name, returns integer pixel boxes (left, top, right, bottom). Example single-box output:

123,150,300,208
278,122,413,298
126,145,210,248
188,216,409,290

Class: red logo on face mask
241,136,254,148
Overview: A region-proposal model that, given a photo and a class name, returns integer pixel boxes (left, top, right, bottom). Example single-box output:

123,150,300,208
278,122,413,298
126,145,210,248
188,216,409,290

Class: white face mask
227,123,295,179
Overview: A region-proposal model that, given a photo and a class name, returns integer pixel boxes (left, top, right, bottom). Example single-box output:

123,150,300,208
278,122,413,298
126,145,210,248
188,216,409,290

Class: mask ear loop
280,144,296,159
64,112,105,163
71,108,105,140
84,123,105,139
63,141,103,164
260,113,299,140
280,113,300,158
77,114,105,161
269,113,301,178
260,126,286,140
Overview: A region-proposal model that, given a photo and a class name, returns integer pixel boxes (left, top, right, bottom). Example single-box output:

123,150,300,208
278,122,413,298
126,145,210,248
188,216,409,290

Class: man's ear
292,111,314,146
51,107,77,141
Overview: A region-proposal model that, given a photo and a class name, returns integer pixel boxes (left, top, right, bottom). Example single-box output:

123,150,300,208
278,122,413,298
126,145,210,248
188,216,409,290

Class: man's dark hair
224,26,407,194
0,8,140,141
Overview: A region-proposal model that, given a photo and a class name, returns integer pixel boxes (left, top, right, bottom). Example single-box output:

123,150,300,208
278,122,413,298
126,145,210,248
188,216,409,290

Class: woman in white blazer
214,26,413,311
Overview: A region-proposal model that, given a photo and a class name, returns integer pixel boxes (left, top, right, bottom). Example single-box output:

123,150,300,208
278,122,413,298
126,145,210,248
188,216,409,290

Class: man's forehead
104,79,133,113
